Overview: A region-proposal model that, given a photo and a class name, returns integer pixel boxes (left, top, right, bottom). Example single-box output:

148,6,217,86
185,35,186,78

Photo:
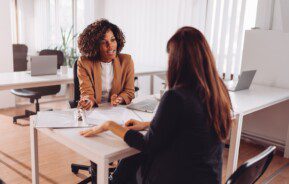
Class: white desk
30,96,154,184
30,84,289,183
0,69,74,90
0,66,166,94
226,84,289,178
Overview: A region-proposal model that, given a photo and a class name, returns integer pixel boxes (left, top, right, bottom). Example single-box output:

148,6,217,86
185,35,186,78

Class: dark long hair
78,19,125,61
167,27,232,141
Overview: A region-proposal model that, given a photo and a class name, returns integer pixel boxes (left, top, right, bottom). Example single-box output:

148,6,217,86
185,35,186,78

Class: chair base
13,110,36,124
72,161,116,184
71,164,90,174
13,109,53,124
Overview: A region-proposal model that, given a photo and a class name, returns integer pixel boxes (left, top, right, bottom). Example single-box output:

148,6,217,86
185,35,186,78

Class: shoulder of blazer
118,53,133,66
78,56,94,68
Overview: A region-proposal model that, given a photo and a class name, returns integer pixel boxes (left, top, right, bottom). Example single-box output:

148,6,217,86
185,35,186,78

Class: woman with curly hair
77,19,135,109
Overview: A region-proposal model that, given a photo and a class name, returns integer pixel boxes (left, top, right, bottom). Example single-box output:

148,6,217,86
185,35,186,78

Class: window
11,0,94,58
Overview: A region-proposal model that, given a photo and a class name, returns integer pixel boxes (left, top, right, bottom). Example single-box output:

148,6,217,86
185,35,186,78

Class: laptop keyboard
127,99,158,113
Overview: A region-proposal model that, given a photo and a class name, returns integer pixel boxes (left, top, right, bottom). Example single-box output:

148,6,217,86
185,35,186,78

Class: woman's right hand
124,119,149,131
78,96,94,110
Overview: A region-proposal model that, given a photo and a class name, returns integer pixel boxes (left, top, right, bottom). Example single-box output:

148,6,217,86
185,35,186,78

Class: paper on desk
85,104,142,126
35,110,90,128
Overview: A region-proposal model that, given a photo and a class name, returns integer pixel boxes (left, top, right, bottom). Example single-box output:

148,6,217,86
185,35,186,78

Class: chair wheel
71,166,79,174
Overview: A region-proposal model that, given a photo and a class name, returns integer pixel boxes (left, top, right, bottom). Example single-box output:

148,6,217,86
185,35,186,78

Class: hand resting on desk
80,121,128,139
79,119,150,139
124,119,150,131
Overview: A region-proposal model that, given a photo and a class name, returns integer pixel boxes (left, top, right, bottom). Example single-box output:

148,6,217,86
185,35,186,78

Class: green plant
53,26,78,67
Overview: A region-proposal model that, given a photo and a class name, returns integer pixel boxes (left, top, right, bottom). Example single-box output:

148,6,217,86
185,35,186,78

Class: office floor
0,101,289,184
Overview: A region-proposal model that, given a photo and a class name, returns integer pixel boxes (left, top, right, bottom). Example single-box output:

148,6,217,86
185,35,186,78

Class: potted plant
53,26,78,68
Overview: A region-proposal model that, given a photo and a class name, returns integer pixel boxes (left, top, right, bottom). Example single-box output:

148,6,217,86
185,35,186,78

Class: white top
100,62,114,102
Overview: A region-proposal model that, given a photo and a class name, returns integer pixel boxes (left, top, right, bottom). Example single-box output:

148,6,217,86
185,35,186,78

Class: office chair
225,146,276,184
134,77,139,92
12,44,28,71
11,49,64,123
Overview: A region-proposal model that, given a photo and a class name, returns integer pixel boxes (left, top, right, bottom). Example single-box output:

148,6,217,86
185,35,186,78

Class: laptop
225,70,257,91
127,99,159,113
30,55,57,76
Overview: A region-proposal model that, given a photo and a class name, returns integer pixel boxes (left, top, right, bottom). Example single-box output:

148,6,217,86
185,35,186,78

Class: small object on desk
76,108,83,121
35,110,92,128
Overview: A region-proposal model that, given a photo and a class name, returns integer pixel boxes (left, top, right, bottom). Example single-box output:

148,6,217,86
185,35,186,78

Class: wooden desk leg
30,121,39,184
97,159,109,184
226,114,243,179
150,75,154,95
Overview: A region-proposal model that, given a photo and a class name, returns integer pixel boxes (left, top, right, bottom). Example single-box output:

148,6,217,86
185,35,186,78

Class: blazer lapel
93,61,102,103
111,56,121,96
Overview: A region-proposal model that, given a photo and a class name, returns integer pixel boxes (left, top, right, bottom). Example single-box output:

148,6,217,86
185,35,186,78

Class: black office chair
225,146,276,184
11,49,64,123
12,44,28,71
134,77,139,92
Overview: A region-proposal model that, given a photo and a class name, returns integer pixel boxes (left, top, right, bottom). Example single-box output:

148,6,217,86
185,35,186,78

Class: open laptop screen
30,55,57,76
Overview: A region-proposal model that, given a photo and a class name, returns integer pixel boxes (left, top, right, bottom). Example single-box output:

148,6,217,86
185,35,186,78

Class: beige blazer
77,54,135,105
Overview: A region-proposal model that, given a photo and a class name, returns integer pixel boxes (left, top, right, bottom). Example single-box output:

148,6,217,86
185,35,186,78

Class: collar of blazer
94,55,122,103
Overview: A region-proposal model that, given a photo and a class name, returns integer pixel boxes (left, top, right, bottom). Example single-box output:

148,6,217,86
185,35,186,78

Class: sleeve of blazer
77,57,96,104
124,90,183,154
119,56,135,104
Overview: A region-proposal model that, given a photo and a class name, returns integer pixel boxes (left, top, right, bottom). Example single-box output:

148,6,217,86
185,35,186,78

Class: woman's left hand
80,121,112,137
111,94,124,106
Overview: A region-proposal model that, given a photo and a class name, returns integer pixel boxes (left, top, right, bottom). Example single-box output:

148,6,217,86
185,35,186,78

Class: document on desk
35,110,91,128
85,104,142,126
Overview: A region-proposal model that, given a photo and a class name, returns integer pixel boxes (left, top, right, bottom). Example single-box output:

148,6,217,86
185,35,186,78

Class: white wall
0,1,15,108
242,1,289,148
255,0,289,32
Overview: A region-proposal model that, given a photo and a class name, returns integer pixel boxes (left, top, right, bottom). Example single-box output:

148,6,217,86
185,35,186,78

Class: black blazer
124,88,223,184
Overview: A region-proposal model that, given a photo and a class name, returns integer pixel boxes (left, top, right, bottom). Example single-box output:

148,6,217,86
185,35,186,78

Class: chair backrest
39,49,64,69
225,146,276,184
13,44,28,71
69,59,80,108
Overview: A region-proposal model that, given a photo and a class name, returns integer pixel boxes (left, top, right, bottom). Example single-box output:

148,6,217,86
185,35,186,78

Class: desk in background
227,84,289,179
0,66,166,95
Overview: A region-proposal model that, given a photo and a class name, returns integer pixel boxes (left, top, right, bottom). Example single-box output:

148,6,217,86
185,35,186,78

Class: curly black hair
78,19,125,61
